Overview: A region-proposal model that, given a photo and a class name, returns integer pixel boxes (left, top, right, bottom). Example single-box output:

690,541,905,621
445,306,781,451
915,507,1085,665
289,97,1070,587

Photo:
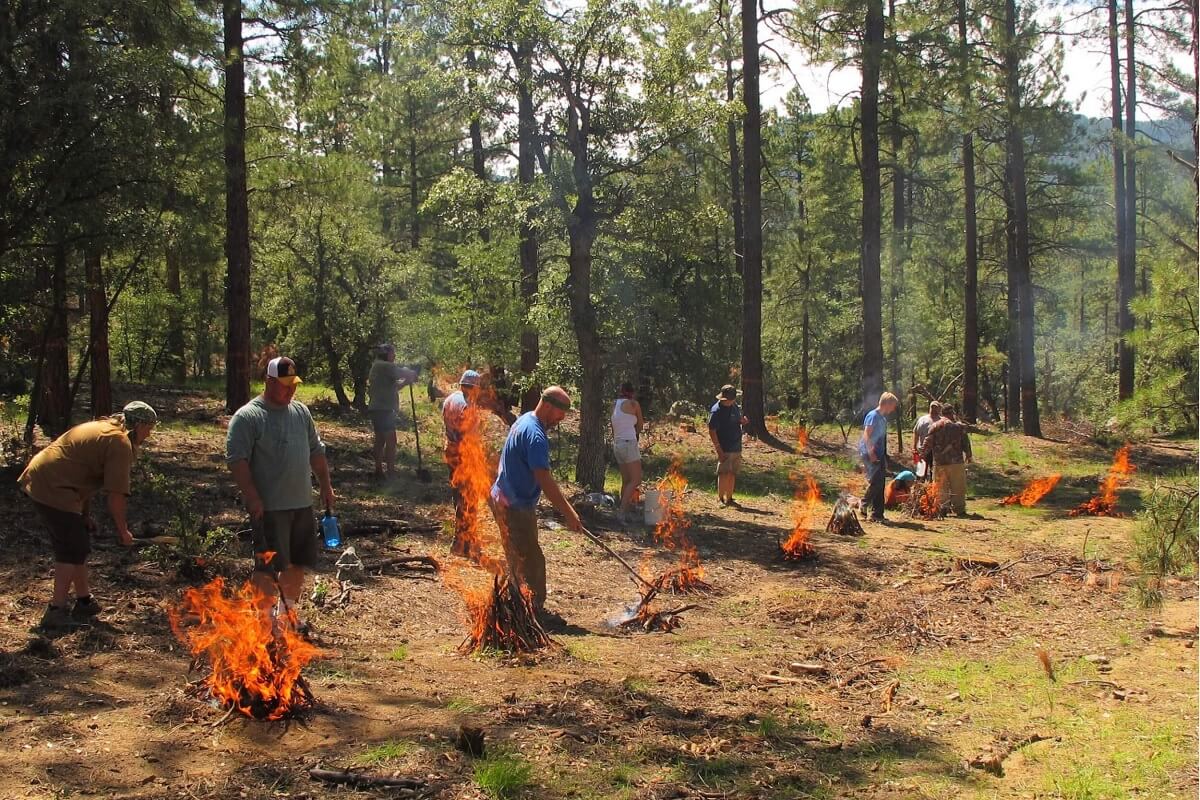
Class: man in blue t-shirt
490,386,582,611
708,384,749,507
859,391,898,523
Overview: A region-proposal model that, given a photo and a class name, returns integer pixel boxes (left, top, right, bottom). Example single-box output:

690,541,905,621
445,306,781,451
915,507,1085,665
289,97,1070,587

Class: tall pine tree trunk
740,0,767,435
887,0,903,402
1108,0,1128,394
466,49,491,244
724,0,745,278
516,38,540,412
860,0,886,412
1004,180,1020,430
223,0,251,412
407,89,420,249
1117,0,1137,398
85,249,112,418
313,230,351,408
1005,0,1040,436
959,0,979,423
39,241,72,437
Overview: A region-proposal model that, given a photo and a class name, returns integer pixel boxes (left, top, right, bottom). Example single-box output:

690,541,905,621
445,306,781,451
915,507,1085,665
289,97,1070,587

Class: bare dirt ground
0,386,1195,800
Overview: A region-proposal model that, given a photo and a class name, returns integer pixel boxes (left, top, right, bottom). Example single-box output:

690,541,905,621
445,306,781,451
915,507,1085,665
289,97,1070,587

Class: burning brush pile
781,472,821,560
906,480,948,520
647,459,711,593
1000,474,1061,507
169,576,320,721
1071,445,1135,517
444,402,555,655
617,460,710,632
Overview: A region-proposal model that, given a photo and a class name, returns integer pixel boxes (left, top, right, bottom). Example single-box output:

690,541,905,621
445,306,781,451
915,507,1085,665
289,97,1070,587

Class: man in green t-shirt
227,356,335,623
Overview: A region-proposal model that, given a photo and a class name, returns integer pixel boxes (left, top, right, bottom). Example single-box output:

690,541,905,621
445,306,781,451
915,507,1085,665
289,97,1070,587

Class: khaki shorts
252,507,318,573
717,452,743,475
613,438,640,465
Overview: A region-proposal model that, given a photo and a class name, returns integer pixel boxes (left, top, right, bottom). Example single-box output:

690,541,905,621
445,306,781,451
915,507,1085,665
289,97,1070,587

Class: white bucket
643,489,670,526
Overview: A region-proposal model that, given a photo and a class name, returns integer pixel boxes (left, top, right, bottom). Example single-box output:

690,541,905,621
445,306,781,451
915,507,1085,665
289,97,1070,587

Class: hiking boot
38,605,84,631
72,595,103,617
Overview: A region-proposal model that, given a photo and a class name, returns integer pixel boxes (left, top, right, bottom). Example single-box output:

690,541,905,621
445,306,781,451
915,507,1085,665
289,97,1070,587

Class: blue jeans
863,456,886,519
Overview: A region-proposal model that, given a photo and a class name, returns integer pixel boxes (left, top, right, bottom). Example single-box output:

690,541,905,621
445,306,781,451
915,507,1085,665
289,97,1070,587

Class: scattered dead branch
968,733,1057,776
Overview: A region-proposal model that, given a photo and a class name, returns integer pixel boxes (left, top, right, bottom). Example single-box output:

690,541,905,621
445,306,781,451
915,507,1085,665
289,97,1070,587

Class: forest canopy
1,0,1196,487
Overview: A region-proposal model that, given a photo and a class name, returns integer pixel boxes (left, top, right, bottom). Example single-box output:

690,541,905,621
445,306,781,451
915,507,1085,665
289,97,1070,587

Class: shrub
1132,479,1199,606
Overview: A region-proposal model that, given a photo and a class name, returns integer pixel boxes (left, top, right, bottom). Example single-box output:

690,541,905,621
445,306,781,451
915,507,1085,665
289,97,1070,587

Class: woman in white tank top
611,382,644,524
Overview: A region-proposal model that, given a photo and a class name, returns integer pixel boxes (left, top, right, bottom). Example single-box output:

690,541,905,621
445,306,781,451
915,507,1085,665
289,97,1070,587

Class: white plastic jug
643,488,668,526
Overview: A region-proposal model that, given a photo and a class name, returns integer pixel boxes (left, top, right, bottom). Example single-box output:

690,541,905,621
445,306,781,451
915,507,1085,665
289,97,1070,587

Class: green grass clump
447,696,484,713
474,752,534,799
388,644,409,661
358,739,417,765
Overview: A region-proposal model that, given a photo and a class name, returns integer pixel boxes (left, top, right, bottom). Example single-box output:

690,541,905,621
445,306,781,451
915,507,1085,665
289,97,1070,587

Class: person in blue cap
885,469,916,509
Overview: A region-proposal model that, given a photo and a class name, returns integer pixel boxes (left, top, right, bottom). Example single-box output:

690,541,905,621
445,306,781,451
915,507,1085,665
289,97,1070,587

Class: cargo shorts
252,507,318,573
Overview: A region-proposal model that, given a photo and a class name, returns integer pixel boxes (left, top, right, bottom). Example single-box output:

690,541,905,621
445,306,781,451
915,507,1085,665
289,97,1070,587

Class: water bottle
320,507,342,549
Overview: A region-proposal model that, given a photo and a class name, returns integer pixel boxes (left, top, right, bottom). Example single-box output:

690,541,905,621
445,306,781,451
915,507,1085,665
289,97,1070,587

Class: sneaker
71,596,103,618
38,605,83,631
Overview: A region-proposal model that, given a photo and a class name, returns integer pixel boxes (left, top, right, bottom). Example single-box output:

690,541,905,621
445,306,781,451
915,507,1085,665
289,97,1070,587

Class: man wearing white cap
367,344,420,480
227,356,335,622
19,401,158,628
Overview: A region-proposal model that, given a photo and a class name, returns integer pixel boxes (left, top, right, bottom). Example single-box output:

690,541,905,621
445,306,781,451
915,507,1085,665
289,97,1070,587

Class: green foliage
474,752,534,799
1132,479,1199,606
136,465,236,579
358,740,418,765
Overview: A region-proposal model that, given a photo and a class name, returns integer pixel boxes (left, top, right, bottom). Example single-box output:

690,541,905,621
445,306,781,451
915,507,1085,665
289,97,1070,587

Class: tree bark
85,249,112,418
312,226,351,408
223,0,252,413
407,89,420,249
466,49,491,245
516,36,540,412
39,241,72,437
740,0,767,435
1004,0,1040,436
887,0,903,400
724,0,745,278
1004,178,1020,430
860,0,886,413
1117,0,1137,399
959,0,979,423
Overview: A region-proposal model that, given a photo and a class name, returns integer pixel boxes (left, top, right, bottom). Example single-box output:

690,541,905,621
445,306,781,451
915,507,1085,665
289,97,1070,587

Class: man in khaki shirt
19,401,158,628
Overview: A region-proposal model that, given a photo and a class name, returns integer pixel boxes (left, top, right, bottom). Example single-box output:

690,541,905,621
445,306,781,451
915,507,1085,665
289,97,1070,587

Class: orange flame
914,480,945,519
1071,445,1135,517
796,426,810,452
651,458,707,591
782,472,820,559
1001,474,1062,506
442,397,553,652
168,578,321,720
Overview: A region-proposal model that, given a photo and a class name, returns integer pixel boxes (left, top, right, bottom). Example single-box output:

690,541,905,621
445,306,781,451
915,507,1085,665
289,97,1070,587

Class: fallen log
760,673,805,685
968,733,1056,776
366,555,441,572
309,767,428,791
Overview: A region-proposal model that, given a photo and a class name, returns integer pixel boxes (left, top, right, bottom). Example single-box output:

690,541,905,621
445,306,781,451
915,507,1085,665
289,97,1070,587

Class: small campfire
781,472,821,560
907,480,947,520
444,401,556,655
1000,474,1062,507
1071,444,1135,517
649,459,711,593
825,493,865,536
169,576,320,721
459,575,555,654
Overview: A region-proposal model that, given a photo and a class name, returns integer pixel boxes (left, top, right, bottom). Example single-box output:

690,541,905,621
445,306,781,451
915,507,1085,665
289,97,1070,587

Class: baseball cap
121,401,158,426
266,356,303,386
716,384,738,401
460,369,482,387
